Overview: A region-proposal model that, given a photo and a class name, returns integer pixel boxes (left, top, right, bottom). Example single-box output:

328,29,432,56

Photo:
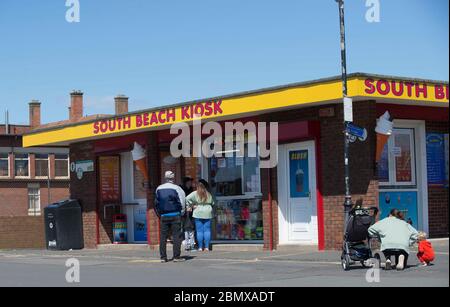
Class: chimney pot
115,94,129,115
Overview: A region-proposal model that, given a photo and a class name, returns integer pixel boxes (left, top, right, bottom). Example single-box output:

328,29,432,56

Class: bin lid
47,199,81,209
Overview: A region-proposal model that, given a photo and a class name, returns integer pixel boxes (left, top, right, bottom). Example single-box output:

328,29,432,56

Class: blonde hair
197,182,209,203
418,231,427,241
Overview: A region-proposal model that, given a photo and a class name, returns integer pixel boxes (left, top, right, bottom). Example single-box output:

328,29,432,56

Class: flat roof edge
24,73,449,136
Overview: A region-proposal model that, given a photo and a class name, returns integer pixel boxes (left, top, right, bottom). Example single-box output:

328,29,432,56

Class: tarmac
0,239,448,287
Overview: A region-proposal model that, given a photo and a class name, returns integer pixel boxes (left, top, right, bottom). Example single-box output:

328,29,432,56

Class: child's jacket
418,240,435,262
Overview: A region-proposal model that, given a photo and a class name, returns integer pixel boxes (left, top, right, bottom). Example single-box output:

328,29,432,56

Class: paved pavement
0,239,448,287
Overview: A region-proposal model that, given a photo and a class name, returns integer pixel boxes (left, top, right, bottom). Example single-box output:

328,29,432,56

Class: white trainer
385,259,392,270
396,255,405,270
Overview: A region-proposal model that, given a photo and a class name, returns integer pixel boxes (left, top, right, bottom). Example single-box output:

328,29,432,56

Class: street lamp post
335,0,353,227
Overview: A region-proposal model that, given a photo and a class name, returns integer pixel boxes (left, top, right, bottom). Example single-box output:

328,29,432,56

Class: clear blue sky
0,0,448,125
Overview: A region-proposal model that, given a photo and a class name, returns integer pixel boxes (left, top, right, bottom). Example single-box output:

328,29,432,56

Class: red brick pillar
9,153,14,179
261,166,279,250
49,154,55,179
321,100,379,250
29,153,36,179
70,141,98,248
147,131,161,248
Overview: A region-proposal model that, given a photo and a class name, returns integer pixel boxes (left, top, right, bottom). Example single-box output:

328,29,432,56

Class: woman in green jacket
368,209,418,270
186,179,215,251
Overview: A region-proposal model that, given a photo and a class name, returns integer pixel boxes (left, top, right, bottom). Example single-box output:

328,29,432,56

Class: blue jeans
195,218,211,250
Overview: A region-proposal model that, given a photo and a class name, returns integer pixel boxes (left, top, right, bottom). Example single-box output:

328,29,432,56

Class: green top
186,191,215,220
368,216,419,254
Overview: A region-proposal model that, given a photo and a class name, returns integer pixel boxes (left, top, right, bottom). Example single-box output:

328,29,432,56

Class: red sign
364,78,449,100
99,156,121,203
92,100,223,135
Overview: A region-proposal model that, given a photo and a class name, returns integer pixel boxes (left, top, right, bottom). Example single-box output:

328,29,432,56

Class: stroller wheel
341,255,351,271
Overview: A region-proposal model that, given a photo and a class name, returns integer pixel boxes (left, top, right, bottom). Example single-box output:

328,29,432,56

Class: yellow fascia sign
22,76,448,147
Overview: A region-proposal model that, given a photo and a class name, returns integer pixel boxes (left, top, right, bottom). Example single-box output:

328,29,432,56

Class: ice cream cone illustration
375,111,394,162
131,142,149,181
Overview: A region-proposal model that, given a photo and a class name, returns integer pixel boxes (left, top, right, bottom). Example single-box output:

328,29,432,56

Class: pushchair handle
350,206,379,216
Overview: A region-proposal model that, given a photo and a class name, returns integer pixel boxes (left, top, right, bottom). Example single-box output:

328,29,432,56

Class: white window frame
35,153,50,179
28,184,41,216
379,128,417,187
14,153,30,178
378,120,429,235
0,153,10,178
54,154,70,179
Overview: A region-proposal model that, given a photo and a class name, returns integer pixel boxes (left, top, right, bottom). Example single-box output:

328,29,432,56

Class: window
214,198,263,241
377,128,416,186
206,138,263,242
35,154,49,178
15,153,29,177
28,186,41,216
55,154,69,178
208,143,261,197
0,153,9,177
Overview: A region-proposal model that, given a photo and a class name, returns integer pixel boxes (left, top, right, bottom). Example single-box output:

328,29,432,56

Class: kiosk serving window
206,141,263,242
208,144,261,197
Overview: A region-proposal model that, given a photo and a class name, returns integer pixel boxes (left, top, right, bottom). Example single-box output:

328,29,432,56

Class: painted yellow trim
22,77,448,147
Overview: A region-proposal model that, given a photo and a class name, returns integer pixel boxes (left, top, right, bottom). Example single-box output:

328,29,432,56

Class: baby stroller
341,206,379,271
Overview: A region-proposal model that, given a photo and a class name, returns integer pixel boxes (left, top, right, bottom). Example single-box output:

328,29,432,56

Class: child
417,231,435,266
183,204,196,251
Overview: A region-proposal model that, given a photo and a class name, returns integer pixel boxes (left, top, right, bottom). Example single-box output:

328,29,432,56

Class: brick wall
0,216,45,249
261,166,279,249
0,181,69,216
426,121,449,238
70,141,98,248
321,101,378,249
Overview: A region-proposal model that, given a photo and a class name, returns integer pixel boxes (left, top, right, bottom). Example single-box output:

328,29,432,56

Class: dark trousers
160,215,182,260
383,249,409,267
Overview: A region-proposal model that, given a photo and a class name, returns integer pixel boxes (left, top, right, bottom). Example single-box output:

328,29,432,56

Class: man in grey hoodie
369,209,418,270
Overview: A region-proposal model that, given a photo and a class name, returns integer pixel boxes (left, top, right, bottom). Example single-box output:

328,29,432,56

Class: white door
278,141,318,244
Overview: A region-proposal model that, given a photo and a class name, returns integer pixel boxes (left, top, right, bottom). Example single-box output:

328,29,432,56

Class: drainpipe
5,109,9,135
268,168,274,251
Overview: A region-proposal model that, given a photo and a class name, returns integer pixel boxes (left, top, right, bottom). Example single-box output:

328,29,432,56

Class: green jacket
368,217,419,254
186,191,215,220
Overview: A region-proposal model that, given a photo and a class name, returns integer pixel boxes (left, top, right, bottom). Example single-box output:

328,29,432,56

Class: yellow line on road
127,257,341,266
129,259,163,263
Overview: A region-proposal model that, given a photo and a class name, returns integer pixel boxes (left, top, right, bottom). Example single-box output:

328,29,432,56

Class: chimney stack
115,95,129,115
29,100,41,128
70,90,83,121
